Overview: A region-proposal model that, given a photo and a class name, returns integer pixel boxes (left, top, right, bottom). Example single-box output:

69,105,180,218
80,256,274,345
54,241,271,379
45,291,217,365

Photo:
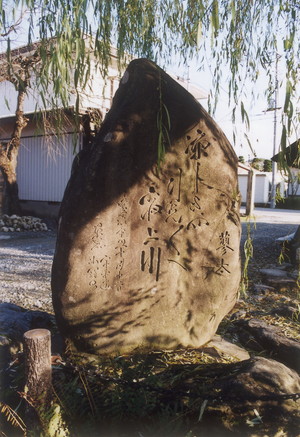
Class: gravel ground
0,221,299,314
0,230,57,312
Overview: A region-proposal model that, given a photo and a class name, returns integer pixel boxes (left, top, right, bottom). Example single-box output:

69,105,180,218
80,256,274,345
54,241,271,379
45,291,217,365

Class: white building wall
0,59,205,121
238,175,248,202
17,134,81,202
255,175,270,204
238,173,270,204
78,61,120,114
0,78,77,118
288,168,300,196
238,172,287,204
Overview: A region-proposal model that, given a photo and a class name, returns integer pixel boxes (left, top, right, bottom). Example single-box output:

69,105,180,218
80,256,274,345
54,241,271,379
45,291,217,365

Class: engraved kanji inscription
139,185,163,221
217,231,234,256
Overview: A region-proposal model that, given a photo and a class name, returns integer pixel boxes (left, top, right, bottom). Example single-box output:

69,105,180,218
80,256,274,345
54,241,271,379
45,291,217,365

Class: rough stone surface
0,303,63,364
259,268,288,278
51,59,241,355
278,225,300,265
204,335,250,361
215,357,300,413
0,302,55,344
253,283,275,294
233,318,300,372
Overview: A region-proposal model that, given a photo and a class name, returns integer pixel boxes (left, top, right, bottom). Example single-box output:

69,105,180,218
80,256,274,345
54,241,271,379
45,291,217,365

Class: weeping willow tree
0,0,299,212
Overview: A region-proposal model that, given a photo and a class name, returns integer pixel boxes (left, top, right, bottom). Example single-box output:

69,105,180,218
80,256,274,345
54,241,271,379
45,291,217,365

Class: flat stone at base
233,318,300,373
205,335,250,361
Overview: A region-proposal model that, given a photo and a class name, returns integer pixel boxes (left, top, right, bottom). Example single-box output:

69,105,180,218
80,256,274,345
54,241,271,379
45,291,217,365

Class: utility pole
270,54,280,209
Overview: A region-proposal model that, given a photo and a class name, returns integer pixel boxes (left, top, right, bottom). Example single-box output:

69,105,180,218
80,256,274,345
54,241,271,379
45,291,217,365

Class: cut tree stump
24,329,52,431
23,329,70,437
24,328,52,401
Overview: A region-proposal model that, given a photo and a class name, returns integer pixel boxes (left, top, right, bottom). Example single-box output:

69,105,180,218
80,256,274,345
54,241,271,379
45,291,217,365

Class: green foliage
263,159,272,172
276,196,300,210
157,70,171,168
250,157,273,172
3,343,242,435
278,240,290,264
1,315,300,436
251,157,262,171
240,219,255,296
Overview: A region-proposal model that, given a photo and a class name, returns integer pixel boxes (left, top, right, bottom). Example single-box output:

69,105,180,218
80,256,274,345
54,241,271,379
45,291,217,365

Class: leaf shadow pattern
52,58,240,354
62,286,182,354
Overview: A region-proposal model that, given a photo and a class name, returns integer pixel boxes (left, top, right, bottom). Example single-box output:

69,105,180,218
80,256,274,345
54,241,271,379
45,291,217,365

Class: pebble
259,268,288,278
0,214,48,232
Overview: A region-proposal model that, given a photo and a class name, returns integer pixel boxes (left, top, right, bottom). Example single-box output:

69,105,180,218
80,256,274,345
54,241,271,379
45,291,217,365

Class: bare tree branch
0,10,27,38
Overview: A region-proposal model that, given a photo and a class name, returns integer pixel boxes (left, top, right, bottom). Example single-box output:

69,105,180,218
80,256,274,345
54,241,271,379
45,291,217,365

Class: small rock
296,247,300,264
0,335,10,346
253,283,275,294
215,356,300,413
233,318,300,372
290,269,300,279
0,214,48,233
270,305,299,319
230,310,247,320
252,294,266,301
267,277,297,287
260,268,288,278
205,334,250,361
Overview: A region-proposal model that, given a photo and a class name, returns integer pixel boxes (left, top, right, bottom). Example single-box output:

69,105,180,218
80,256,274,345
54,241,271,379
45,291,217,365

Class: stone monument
51,59,241,355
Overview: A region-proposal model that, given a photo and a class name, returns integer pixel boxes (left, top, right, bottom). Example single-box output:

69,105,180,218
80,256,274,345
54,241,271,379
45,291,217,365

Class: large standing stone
51,59,241,355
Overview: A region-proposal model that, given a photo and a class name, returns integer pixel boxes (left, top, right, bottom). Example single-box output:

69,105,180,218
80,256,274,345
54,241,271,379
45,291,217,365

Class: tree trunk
0,144,22,216
0,73,29,215
0,162,21,215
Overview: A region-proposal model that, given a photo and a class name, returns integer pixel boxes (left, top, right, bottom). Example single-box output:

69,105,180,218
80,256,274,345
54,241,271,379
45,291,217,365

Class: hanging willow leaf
4,96,10,110
0,0,299,174
211,0,220,35
196,20,202,47
240,101,250,130
284,80,292,113
230,0,236,22
280,125,287,153
162,103,171,130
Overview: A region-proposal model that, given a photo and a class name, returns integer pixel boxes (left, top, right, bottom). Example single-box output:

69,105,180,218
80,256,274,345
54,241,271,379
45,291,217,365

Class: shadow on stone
52,58,241,355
